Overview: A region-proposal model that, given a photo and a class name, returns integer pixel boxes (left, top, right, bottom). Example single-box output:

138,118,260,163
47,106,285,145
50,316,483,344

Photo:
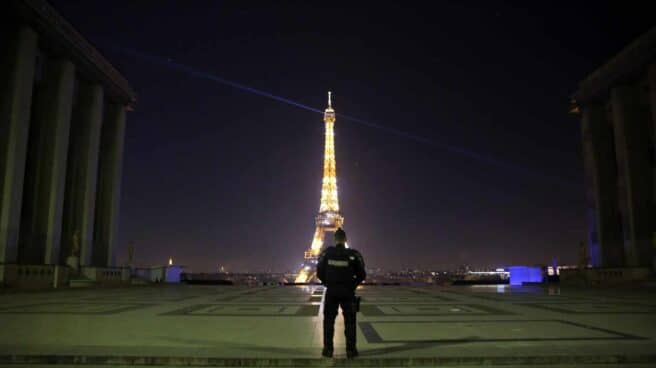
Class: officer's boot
344,307,358,358
322,319,335,357
346,349,359,359
322,347,333,358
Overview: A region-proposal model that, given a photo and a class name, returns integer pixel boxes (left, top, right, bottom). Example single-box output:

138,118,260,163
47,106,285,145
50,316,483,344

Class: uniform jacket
317,244,366,296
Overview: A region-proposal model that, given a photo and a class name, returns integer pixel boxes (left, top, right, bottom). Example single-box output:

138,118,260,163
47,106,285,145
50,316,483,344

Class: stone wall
560,267,651,286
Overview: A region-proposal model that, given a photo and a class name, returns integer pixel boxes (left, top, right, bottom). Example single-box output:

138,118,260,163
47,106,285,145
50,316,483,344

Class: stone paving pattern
0,284,655,366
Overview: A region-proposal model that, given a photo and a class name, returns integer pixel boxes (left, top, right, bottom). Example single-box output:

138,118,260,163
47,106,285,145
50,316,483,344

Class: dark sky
52,1,654,272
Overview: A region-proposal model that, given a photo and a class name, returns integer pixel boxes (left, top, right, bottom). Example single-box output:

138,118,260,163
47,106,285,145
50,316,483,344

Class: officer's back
317,228,365,359
319,245,365,297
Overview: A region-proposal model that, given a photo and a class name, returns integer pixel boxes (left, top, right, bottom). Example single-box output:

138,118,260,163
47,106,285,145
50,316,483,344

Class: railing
2,264,59,289
81,266,131,284
16,265,55,281
99,269,122,281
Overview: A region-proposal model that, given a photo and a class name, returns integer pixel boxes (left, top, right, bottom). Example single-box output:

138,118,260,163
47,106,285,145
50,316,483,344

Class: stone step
68,279,95,288
130,278,151,285
1,353,656,366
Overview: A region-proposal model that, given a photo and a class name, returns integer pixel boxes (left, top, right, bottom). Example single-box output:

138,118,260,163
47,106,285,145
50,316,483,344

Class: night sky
51,1,654,272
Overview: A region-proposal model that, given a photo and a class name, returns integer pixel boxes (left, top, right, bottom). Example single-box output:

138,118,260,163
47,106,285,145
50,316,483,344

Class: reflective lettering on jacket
327,259,349,267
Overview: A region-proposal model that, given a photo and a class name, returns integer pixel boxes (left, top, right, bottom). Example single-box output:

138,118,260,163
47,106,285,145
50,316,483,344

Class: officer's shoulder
346,248,363,259
321,246,336,254
347,248,363,256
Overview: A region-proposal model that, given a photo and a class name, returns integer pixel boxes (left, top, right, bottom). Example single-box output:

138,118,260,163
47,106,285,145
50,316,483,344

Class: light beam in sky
109,45,578,189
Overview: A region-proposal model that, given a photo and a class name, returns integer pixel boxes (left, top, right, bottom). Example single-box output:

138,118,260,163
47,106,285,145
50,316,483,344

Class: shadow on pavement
156,335,316,357
358,338,476,357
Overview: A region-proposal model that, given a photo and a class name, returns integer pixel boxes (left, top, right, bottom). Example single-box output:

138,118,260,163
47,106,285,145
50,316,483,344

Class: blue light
507,266,543,286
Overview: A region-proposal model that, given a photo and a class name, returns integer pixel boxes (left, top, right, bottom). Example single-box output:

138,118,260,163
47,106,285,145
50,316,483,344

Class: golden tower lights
296,92,344,283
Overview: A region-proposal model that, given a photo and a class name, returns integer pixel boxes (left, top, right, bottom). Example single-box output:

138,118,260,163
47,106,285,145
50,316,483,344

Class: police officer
317,228,366,359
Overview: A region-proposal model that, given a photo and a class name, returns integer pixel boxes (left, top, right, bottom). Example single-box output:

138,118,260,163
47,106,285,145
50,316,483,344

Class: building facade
1,0,135,286
573,27,656,269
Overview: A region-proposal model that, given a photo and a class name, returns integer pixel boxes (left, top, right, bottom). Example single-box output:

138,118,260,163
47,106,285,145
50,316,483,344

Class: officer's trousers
323,293,356,351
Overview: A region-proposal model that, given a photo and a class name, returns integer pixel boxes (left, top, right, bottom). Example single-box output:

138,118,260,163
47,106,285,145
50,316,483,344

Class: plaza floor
0,284,655,367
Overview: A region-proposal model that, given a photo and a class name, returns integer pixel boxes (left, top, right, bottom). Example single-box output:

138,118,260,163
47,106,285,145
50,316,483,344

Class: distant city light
468,271,509,275
168,257,173,265
547,266,561,276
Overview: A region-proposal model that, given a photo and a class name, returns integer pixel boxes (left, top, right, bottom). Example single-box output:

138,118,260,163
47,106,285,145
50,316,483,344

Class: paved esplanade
0,285,655,367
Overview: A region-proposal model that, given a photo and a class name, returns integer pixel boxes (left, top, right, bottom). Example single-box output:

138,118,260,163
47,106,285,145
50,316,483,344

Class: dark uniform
317,243,366,357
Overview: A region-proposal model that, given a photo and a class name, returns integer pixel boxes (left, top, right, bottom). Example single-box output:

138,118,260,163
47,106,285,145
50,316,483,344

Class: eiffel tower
295,92,344,283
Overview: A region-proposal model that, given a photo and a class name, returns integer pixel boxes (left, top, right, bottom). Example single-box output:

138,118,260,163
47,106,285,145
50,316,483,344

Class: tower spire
320,91,337,211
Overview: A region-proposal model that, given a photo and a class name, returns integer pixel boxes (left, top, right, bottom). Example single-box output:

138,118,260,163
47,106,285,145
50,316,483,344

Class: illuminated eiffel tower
295,92,344,283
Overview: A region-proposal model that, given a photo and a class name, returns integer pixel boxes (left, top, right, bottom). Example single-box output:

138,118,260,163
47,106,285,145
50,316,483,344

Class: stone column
60,81,104,266
581,103,625,267
0,25,38,265
611,84,653,267
93,102,126,267
18,59,75,265
649,64,656,267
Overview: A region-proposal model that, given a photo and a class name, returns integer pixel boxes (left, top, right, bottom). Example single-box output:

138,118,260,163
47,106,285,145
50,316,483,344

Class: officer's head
334,228,347,246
